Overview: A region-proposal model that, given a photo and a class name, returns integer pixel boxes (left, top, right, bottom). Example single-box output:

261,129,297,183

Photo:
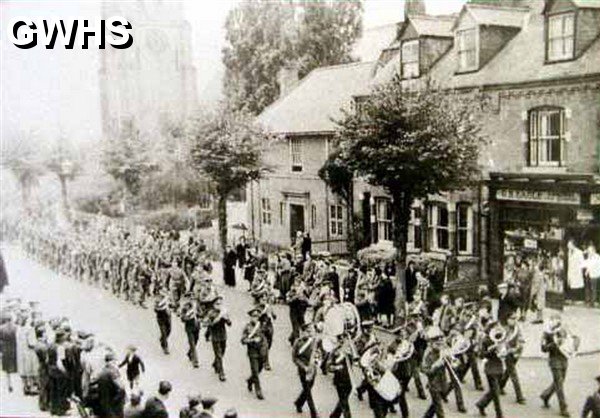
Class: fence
311,239,349,257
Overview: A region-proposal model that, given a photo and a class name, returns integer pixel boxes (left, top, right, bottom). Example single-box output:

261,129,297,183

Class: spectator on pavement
124,390,145,418
581,375,600,418
142,380,172,418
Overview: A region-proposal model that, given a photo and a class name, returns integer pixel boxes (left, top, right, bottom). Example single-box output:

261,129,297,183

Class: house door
289,204,305,244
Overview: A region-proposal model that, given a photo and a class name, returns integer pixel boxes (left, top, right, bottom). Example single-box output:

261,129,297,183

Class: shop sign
577,209,594,223
591,193,600,206
496,189,580,205
523,238,538,249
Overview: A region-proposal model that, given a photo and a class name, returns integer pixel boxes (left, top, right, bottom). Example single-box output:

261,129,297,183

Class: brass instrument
391,339,415,363
487,323,508,357
552,326,580,358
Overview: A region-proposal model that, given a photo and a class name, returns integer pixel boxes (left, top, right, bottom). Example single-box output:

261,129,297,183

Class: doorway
289,204,305,245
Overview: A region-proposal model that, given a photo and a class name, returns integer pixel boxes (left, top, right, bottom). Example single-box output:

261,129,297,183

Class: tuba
487,323,508,357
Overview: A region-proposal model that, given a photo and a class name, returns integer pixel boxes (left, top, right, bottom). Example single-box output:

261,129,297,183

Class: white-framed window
408,202,423,250
456,28,478,72
428,204,449,251
280,202,285,225
529,107,565,167
375,199,392,242
311,205,317,229
330,204,343,237
401,39,419,79
457,203,473,254
261,198,272,225
547,13,575,61
290,137,303,172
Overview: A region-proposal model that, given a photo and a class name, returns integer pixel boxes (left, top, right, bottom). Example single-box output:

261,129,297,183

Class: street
1,244,599,418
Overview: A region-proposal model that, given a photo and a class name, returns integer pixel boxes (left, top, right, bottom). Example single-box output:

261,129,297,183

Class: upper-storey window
401,40,419,79
457,28,478,72
547,12,575,62
529,107,565,167
290,137,303,172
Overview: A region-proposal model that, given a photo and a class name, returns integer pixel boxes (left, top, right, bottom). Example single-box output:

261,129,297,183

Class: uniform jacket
421,346,447,392
541,330,568,370
241,320,267,359
479,336,504,376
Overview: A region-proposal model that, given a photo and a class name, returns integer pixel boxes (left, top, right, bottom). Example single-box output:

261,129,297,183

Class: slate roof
408,15,455,38
257,61,375,134
453,4,529,29
570,0,600,8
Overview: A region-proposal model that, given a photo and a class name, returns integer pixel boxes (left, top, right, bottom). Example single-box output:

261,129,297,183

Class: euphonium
488,323,508,357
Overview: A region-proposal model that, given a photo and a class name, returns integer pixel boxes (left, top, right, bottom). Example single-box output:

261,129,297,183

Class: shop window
409,202,423,250
330,204,343,237
401,40,419,79
261,198,272,225
373,199,392,242
290,137,303,172
457,203,473,254
529,107,565,167
428,204,449,251
547,12,574,62
311,205,317,229
457,28,478,72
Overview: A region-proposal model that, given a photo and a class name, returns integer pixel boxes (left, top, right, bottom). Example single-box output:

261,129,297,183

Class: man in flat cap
96,352,126,418
142,380,172,418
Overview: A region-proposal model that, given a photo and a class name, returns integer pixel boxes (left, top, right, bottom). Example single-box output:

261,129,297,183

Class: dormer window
401,40,419,79
547,12,575,62
457,28,478,72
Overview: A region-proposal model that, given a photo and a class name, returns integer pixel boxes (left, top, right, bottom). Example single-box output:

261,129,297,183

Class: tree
336,77,487,303
189,108,273,250
102,119,157,210
222,0,362,115
46,137,81,212
318,148,357,254
1,130,45,209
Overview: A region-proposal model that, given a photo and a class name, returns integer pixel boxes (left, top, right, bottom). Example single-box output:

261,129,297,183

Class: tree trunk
218,193,228,251
59,175,68,211
391,190,413,313
345,183,356,256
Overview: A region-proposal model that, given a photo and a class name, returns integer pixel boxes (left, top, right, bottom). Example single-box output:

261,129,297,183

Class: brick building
251,0,600,296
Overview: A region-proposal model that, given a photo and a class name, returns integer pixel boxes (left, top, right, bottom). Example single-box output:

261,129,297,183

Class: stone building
251,0,600,297
99,0,197,140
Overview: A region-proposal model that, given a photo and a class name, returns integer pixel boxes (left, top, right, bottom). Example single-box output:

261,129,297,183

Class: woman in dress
0,312,18,392
223,245,237,288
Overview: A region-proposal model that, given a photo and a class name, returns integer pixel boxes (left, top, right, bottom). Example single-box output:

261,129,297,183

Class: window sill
522,166,568,174
544,56,576,65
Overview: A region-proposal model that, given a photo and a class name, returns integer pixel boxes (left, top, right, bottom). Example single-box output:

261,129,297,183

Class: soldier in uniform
475,321,505,418
292,323,320,418
326,335,353,418
241,306,267,400
204,296,231,381
354,320,379,401
500,312,525,404
180,294,200,368
154,291,172,355
540,313,571,417
456,305,484,391
421,326,447,418
287,280,309,344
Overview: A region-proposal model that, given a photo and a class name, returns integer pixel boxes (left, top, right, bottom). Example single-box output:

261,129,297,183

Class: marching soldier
457,305,484,391
442,325,467,413
326,335,353,418
354,320,379,401
476,321,505,418
292,323,320,418
204,295,231,381
154,291,172,355
389,329,415,418
540,313,571,417
500,312,525,404
432,294,456,334
180,294,200,368
241,306,267,400
421,326,448,418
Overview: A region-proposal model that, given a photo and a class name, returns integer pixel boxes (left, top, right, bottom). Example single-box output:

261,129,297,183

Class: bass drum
374,370,401,402
323,302,362,338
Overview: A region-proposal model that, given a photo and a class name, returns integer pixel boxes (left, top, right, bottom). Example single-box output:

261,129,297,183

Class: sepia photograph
1,0,599,417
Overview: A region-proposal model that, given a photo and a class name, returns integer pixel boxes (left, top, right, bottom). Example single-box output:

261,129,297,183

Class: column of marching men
0,215,594,418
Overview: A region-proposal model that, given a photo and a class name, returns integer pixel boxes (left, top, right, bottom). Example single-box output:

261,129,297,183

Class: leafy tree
1,130,45,208
189,108,273,250
336,78,487,302
223,0,362,115
318,148,357,254
102,119,157,209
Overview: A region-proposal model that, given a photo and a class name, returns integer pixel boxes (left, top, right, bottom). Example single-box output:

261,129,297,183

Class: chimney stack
277,64,300,98
404,0,427,17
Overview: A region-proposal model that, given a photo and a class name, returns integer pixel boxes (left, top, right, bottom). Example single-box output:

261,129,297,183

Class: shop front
487,172,600,309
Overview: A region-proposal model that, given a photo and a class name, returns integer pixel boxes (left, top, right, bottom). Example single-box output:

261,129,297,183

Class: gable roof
352,23,399,62
257,61,375,134
564,0,600,9
406,14,456,38
453,4,529,30
429,0,600,88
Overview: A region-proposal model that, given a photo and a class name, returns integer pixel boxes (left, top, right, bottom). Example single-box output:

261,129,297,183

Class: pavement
1,244,600,418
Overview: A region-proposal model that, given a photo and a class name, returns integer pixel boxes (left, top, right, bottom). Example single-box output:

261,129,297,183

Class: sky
0,0,466,145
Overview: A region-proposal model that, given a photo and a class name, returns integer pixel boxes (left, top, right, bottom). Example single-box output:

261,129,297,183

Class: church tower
99,0,197,141
404,0,427,17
